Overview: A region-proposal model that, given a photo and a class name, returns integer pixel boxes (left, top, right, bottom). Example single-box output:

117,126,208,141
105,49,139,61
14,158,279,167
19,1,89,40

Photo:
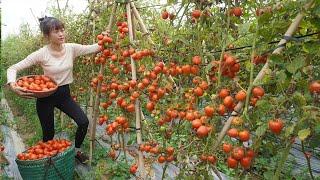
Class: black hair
38,16,64,36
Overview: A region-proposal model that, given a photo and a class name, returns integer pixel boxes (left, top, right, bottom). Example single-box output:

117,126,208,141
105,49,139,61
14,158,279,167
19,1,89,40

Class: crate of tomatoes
15,75,58,98
15,139,75,180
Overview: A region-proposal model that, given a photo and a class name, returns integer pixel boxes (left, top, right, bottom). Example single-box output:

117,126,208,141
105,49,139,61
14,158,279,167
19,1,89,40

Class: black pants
36,84,89,148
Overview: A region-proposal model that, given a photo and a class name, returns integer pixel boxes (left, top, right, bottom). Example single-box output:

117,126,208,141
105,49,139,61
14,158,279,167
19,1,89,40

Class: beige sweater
7,43,99,86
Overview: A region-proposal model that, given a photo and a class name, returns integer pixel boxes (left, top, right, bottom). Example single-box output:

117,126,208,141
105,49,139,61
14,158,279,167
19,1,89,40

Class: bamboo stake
88,15,97,132
127,2,147,179
130,2,154,45
89,3,118,166
212,0,315,151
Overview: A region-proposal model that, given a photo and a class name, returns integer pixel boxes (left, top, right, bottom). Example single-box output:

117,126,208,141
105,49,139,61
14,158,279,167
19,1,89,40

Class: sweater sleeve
71,43,100,57
7,50,42,84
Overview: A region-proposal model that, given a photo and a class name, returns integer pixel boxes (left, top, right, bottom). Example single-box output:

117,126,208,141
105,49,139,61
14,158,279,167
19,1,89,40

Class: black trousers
36,84,89,148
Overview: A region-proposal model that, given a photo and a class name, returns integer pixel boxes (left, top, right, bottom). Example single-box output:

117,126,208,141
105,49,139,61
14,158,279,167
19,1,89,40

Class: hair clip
38,16,48,23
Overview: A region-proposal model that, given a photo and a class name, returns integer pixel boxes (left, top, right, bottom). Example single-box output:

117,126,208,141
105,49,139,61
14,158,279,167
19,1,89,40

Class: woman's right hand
8,82,35,99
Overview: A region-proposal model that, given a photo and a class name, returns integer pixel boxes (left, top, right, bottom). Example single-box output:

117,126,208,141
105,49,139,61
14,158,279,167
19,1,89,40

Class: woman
6,16,100,164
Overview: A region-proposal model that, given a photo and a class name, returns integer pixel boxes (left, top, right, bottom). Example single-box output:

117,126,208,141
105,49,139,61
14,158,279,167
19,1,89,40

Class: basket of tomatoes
15,139,75,180
15,75,58,98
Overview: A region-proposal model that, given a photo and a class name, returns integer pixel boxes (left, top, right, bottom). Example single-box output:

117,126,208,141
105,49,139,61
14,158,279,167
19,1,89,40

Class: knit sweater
7,43,99,86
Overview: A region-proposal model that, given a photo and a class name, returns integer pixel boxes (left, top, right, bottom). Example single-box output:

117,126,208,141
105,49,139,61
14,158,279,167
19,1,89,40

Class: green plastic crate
15,146,75,180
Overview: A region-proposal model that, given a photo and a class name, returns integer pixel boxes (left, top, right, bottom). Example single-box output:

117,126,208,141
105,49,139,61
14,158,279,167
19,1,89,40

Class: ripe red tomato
207,155,216,164
166,155,175,162
268,118,284,134
162,10,169,19
158,156,166,163
129,164,138,174
235,90,246,101
233,7,243,17
219,89,230,99
240,156,252,169
223,143,233,153
227,156,238,168
146,102,155,112
200,154,207,161
192,119,202,129
227,128,238,138
309,81,320,93
218,104,226,116
246,149,255,158
192,56,201,65
194,87,204,96
232,147,245,160
223,96,234,108
191,10,201,19
252,86,265,98
166,147,174,155
204,106,214,117
238,130,250,142
197,126,209,138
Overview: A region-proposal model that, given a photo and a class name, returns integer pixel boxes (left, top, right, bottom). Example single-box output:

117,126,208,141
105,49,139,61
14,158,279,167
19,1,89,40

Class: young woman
6,16,100,164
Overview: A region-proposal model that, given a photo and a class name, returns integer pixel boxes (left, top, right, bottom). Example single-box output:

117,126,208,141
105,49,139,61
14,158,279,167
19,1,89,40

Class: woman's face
48,28,65,45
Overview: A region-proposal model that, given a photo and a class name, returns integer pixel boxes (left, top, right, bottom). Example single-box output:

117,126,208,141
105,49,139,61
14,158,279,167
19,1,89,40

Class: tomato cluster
200,154,217,165
209,53,241,80
16,139,72,161
98,114,108,125
161,10,175,20
16,75,57,92
157,146,175,163
106,116,129,135
139,142,160,155
116,21,129,39
223,144,255,169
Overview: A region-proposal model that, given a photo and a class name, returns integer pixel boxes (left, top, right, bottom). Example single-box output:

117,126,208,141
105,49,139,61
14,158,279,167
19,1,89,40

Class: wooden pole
127,2,147,179
88,12,97,132
130,2,154,45
212,0,315,151
89,3,118,166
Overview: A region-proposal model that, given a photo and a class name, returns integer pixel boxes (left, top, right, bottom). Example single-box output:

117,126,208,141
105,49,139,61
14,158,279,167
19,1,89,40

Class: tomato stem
273,142,293,180
301,140,315,180
244,18,259,117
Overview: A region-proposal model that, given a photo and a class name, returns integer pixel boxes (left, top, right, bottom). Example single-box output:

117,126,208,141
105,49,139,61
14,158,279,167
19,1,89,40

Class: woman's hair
38,16,64,36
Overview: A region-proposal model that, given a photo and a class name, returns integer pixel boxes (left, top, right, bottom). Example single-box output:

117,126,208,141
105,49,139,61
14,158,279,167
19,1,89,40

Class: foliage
1,0,320,179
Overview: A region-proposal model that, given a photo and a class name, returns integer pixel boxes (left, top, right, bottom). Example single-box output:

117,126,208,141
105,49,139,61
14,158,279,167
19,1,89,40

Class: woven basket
16,75,58,98
16,146,75,180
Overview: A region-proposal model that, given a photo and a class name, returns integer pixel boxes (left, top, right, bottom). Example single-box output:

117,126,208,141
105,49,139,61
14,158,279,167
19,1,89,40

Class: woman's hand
8,82,35,99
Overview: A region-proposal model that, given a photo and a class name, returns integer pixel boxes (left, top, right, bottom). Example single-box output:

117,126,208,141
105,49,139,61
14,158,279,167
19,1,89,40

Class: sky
1,0,88,39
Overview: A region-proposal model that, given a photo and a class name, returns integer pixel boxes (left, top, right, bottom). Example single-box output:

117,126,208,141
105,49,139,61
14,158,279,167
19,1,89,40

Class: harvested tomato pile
16,75,57,92
16,139,72,161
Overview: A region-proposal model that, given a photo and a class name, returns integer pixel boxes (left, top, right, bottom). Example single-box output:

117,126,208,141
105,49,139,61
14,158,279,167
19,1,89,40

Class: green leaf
285,124,295,137
286,58,305,74
256,124,268,137
238,23,250,36
205,63,213,73
315,124,320,134
269,54,283,65
298,128,311,141
276,70,287,84
256,99,272,114
292,92,307,107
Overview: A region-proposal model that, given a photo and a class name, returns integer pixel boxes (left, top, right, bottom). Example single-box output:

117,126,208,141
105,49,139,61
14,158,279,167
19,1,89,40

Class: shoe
75,151,89,164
